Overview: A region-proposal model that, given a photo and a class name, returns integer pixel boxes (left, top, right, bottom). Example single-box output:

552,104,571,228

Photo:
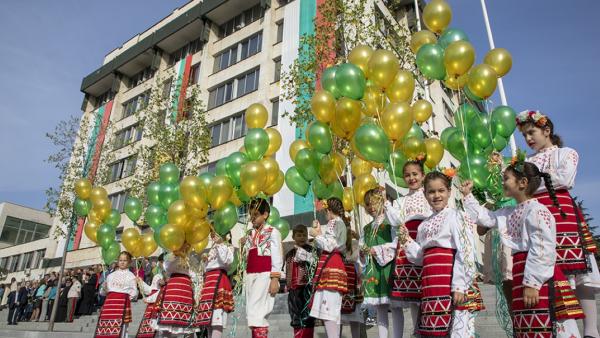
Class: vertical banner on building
170,55,193,123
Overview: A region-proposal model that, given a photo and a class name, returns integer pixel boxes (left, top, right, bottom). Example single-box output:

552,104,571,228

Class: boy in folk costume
94,251,138,338
461,159,584,338
241,199,283,338
135,254,165,338
284,224,316,338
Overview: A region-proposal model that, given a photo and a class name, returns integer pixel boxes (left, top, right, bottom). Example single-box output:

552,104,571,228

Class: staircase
0,284,595,338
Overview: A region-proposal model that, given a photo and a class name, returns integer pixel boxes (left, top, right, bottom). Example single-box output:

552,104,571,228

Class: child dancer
285,224,316,338
195,230,235,338
461,160,584,338
518,110,600,338
397,172,479,338
341,226,364,338
242,198,283,338
94,251,138,338
136,254,165,338
309,197,348,338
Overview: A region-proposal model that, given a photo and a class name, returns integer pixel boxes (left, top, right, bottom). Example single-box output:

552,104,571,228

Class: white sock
391,307,404,338
410,303,419,333
324,320,340,338
376,305,389,338
211,326,223,338
576,285,600,338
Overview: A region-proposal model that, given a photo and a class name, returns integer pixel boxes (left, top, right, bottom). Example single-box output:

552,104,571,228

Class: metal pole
48,224,72,331
480,0,517,156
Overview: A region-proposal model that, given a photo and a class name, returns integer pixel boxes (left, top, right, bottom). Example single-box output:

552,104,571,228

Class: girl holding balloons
135,254,165,338
518,110,600,338
94,251,138,338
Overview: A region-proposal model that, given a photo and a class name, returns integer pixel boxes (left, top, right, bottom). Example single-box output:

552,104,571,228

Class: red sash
157,273,194,327
194,269,234,327
341,262,362,314
94,292,131,338
390,219,423,301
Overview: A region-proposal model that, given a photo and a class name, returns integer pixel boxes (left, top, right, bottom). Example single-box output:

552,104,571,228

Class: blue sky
0,1,599,228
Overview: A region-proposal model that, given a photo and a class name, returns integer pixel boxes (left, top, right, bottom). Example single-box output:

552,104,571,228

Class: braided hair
326,197,353,253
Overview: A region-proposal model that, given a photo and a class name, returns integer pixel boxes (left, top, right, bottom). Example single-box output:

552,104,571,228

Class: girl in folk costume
241,198,283,338
94,251,138,338
385,160,433,336
195,231,235,338
341,225,364,338
309,197,349,338
284,224,316,338
461,160,584,338
397,172,480,338
518,110,600,338
153,244,198,337
135,254,165,338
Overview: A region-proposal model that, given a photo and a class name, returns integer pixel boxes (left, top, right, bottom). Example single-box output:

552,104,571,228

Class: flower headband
509,149,527,174
516,110,548,129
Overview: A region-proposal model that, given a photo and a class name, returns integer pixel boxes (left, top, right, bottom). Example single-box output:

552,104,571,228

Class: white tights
376,305,389,338
324,320,340,338
209,326,223,338
576,285,600,338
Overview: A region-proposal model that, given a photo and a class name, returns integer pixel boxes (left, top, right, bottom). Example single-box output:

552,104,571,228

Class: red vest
246,248,271,273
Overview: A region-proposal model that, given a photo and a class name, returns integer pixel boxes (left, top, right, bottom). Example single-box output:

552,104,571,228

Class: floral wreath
509,149,527,174
440,167,457,179
516,110,548,129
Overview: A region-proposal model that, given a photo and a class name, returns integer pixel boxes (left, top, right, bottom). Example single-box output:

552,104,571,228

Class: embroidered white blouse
244,224,283,275
463,194,556,290
403,207,477,293
139,273,164,304
294,246,316,264
205,242,235,271
100,269,138,300
314,217,347,254
526,145,578,193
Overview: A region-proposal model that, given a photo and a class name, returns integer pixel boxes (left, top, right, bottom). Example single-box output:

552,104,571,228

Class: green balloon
96,224,116,250
392,175,409,188
459,155,490,189
271,218,290,240
105,209,121,228
73,197,91,217
102,242,121,265
468,117,492,149
447,131,467,160
145,205,165,229
354,123,391,164
386,150,408,178
312,177,333,199
294,148,319,181
308,121,333,154
491,105,517,138
440,127,458,147
321,66,341,98
159,162,180,185
416,43,446,80
227,251,239,276
404,123,425,141
285,166,310,197
124,196,142,222
492,134,508,151
454,103,480,131
464,85,483,102
213,201,238,236
153,228,163,247
236,188,251,203
147,182,161,206
335,63,366,100
244,128,269,160
159,183,179,209
330,180,344,200
226,152,249,187
438,28,469,50
266,206,280,225
216,158,228,176
198,172,214,192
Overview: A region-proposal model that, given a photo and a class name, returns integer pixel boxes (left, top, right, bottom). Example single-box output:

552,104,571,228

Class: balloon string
456,88,473,179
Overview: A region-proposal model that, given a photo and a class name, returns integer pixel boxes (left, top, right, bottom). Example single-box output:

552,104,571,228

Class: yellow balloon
348,44,374,77
84,219,100,243
264,128,282,157
311,90,336,124
208,176,233,210
412,100,433,123
289,139,309,162
245,103,268,128
443,73,468,90
159,223,185,252
382,102,414,142
386,70,415,103
87,208,102,223
185,218,210,244
180,176,207,211
167,200,189,227
351,157,373,177
89,186,108,205
92,198,111,221
424,138,444,169
260,157,280,188
353,174,378,205
467,64,498,99
444,41,475,77
191,237,209,253
362,83,385,117
483,48,512,77
423,0,452,33
186,202,208,219
333,98,362,139
403,137,427,160
240,161,267,197
122,227,142,256
74,178,92,199
342,187,354,211
368,49,400,89
229,190,243,207
264,170,284,196
331,152,345,177
410,30,437,54
140,231,158,257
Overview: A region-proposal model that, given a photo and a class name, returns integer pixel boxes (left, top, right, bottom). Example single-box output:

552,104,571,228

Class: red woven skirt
157,273,195,327
135,289,162,338
534,190,589,275
390,219,423,302
194,269,234,327
312,251,348,293
512,252,584,338
94,292,132,338
341,262,363,314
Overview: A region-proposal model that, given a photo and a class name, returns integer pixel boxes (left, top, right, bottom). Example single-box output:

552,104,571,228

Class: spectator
16,281,29,322
6,278,17,325
49,272,57,282
31,280,46,321
66,275,81,322
44,280,57,321
23,281,35,321
78,272,96,316
55,278,71,322
0,284,7,311
143,258,152,285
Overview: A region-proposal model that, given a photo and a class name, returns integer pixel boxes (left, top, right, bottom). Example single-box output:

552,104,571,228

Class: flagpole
480,0,517,156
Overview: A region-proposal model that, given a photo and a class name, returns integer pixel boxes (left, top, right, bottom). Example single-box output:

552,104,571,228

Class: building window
20,252,33,271
95,90,114,108
208,68,260,110
9,255,19,272
0,216,51,247
189,63,201,85
271,98,279,126
121,91,150,119
276,21,284,44
220,4,264,38
199,162,217,174
129,66,155,88
162,79,173,99
108,191,129,214
214,32,262,73
236,68,260,98
273,58,281,82
210,112,247,147
168,37,203,66
33,249,45,269
108,155,137,183
114,124,143,149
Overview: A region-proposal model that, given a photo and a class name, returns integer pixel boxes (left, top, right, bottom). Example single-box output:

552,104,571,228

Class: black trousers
7,305,17,324
288,286,315,329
